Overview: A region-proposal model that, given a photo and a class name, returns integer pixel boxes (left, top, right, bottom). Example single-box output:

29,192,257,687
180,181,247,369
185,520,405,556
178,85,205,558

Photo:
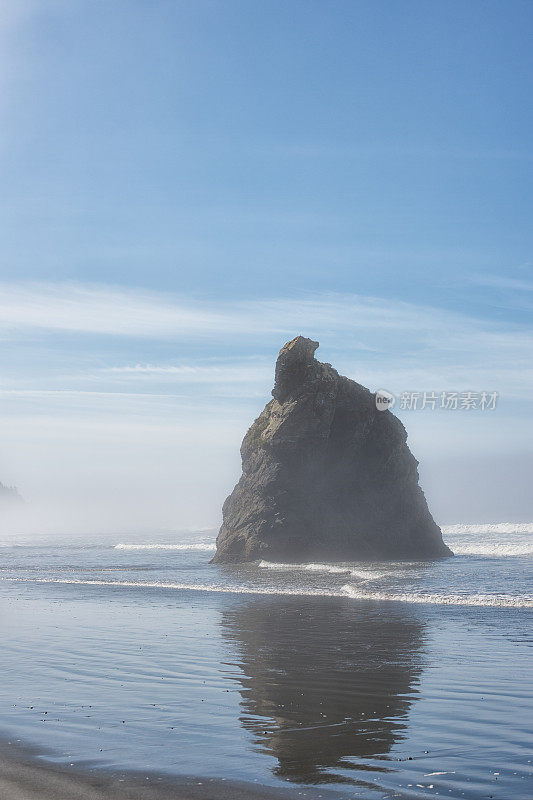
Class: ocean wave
349,568,395,581
340,584,533,608
114,542,216,551
442,522,533,535
258,560,351,575
3,577,337,598
4,577,530,608
452,543,533,557
258,561,392,581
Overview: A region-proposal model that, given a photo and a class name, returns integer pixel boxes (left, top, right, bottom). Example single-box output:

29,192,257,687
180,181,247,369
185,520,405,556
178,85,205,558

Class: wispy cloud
0,283,226,338
104,363,272,383
468,273,533,292
1,281,532,401
1,280,531,345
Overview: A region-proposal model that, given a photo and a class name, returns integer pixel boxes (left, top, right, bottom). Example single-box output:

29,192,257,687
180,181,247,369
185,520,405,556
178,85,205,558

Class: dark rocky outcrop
211,336,452,564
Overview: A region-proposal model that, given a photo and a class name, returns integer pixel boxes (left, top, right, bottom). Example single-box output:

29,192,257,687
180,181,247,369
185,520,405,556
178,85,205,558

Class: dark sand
0,739,298,800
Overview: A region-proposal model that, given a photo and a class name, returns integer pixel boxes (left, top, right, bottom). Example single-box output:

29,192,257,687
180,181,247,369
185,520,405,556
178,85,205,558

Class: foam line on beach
2,577,339,598
3,577,531,607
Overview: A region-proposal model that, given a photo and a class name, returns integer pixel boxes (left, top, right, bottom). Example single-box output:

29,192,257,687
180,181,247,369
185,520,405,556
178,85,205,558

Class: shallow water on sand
0,525,531,798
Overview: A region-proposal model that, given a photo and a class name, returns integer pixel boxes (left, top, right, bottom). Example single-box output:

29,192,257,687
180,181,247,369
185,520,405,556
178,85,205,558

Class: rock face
211,336,452,564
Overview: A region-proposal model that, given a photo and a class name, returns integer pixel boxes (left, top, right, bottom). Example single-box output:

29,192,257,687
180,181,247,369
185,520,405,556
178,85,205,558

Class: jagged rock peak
272,335,319,403
211,336,453,564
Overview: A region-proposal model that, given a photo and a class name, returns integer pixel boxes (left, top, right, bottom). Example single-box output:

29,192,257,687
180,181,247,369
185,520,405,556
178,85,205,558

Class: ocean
0,523,531,799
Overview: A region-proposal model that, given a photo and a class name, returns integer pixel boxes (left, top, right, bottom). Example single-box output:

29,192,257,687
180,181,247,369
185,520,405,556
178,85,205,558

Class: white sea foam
6,577,530,608
3,577,337,598
349,569,395,581
114,542,216,551
452,543,533,556
440,522,533,556
442,522,533,535
258,561,393,581
258,560,351,575
340,584,533,608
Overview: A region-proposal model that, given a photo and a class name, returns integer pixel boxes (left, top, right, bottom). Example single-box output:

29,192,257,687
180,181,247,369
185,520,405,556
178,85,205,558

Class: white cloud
467,273,533,292
1,281,533,400
0,279,530,344
0,283,226,338
104,362,272,384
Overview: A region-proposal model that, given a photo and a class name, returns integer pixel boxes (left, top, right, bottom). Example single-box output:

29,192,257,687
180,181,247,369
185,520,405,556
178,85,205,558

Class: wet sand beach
0,739,299,800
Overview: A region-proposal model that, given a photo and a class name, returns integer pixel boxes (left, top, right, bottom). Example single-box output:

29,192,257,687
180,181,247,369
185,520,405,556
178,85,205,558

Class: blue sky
0,1,532,532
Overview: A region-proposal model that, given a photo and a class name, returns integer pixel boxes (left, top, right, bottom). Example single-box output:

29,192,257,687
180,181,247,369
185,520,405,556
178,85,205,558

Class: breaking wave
258,561,393,581
442,523,533,535
114,542,216,551
258,560,350,575
4,577,530,608
440,522,533,557
2,577,337,598
452,543,533,557
340,585,533,608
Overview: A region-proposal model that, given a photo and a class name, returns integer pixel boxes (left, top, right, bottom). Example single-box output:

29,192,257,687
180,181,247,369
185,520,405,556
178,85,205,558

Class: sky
0,0,532,534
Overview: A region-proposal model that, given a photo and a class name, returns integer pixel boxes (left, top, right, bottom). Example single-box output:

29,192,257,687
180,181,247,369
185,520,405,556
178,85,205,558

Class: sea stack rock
211,336,452,564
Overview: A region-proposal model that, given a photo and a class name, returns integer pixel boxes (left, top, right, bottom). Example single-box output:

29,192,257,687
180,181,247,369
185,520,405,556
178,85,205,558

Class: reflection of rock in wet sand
221,597,425,785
